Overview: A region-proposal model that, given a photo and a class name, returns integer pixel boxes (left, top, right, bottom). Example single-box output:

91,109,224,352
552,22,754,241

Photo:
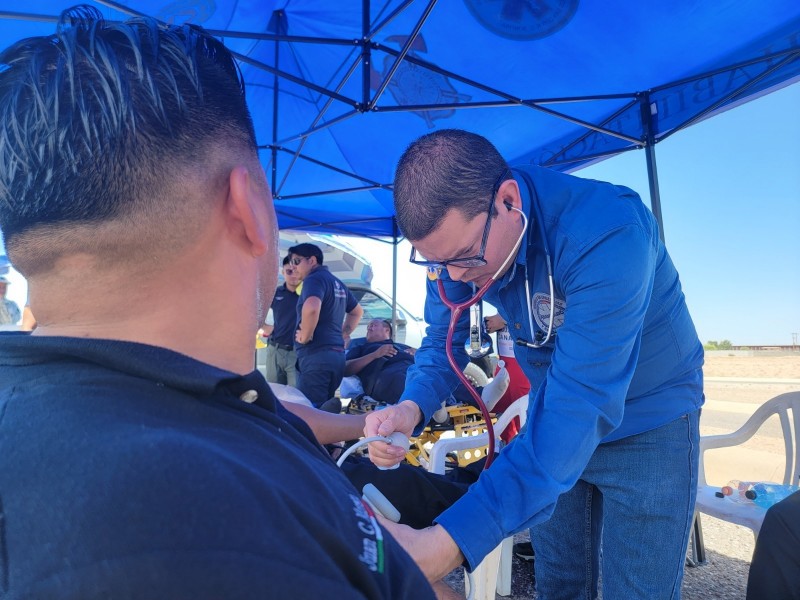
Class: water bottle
720,480,756,503
750,483,800,509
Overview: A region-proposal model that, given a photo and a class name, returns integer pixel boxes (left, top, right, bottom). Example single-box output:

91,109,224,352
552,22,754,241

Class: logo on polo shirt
348,493,385,574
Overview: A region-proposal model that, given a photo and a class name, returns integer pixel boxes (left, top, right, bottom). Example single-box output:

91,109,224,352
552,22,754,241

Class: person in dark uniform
289,242,363,409
345,318,416,405
0,8,433,599
261,256,300,386
746,490,800,600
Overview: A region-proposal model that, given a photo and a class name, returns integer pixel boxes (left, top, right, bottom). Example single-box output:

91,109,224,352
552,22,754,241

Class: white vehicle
276,232,425,348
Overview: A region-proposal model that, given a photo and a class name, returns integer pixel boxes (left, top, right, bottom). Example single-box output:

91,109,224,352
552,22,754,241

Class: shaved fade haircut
0,5,259,275
393,129,510,241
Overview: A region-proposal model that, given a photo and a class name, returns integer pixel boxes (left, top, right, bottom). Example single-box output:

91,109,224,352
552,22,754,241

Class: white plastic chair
426,394,529,599
427,394,528,476
694,391,800,555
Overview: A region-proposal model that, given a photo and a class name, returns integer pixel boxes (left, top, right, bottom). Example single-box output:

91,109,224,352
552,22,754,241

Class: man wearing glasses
365,129,704,598
261,256,300,386
288,243,363,409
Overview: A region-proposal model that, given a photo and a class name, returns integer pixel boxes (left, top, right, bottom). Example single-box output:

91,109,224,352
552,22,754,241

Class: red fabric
493,355,530,443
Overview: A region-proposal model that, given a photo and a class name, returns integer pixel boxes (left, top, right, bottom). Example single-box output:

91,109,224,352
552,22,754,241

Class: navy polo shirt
346,339,415,394
296,265,358,354
0,333,433,599
269,283,299,346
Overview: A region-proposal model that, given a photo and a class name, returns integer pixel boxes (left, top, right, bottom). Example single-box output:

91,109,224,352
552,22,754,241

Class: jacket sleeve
435,220,659,569
399,273,473,432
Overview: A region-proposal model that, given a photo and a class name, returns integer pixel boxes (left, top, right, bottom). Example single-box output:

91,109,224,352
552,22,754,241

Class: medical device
337,432,478,600
336,433,410,522
436,169,555,466
465,300,492,358
513,170,555,349
435,205,525,467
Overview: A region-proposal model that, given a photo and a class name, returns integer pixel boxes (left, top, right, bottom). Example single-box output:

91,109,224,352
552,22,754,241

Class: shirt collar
0,334,263,399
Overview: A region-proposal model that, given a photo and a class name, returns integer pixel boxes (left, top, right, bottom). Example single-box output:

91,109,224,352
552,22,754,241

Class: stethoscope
432,169,555,468
515,170,556,350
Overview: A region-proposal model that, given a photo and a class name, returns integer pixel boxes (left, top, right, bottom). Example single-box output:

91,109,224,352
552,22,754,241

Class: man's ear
497,178,522,213
226,165,271,257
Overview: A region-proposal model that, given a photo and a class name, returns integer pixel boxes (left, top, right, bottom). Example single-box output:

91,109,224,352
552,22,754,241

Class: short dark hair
282,255,291,266
393,129,510,241
0,5,258,274
288,243,323,265
382,319,394,339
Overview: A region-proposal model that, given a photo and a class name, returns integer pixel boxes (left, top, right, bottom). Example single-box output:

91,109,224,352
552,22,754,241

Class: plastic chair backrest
427,394,529,475
698,391,800,488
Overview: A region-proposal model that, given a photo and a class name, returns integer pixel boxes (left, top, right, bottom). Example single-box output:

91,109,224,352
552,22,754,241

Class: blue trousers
531,410,700,600
296,348,345,408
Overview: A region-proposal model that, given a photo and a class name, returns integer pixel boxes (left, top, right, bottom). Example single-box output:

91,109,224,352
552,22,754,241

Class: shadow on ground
440,532,753,599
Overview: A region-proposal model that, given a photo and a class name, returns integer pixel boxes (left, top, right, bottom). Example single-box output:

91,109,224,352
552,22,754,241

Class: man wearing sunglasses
366,129,704,599
261,256,300,386
288,242,364,409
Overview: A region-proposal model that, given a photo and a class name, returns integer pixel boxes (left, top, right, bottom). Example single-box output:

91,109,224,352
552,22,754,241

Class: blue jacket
401,165,704,568
0,333,433,600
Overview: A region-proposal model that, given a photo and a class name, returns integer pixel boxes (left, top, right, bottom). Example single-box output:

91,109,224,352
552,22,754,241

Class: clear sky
343,81,800,347
2,83,798,345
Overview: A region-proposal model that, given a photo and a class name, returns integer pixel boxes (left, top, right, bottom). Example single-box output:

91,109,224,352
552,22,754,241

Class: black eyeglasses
290,256,308,266
409,169,511,269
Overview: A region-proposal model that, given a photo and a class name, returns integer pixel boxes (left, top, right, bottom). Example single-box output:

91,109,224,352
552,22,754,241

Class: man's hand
372,344,397,359
483,314,506,334
378,520,464,584
295,328,313,344
364,400,421,468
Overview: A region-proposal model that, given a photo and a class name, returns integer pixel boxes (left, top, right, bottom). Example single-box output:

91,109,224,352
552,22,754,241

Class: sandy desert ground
702,353,800,379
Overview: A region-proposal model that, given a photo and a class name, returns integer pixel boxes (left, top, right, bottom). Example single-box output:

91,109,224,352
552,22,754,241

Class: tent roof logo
465,0,580,41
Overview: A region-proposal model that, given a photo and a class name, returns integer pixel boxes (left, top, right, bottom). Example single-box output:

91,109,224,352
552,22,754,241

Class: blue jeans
531,410,700,600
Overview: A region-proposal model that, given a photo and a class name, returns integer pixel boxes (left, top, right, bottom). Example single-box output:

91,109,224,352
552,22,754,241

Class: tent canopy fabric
1,1,799,240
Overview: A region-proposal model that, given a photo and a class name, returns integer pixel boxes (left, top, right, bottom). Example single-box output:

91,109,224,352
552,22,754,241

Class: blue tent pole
391,218,399,334
361,0,370,108
270,10,286,194
639,92,665,242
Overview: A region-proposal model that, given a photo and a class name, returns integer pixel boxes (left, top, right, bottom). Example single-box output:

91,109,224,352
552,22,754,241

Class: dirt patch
703,354,800,379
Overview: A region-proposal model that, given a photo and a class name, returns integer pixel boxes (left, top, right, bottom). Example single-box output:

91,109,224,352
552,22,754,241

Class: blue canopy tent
1,1,799,245
1,1,799,321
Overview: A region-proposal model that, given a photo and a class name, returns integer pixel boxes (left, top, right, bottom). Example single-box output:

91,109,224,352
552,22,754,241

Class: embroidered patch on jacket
532,292,566,332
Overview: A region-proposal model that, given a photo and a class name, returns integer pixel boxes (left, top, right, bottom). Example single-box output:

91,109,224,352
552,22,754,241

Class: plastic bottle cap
745,489,756,500
715,491,725,498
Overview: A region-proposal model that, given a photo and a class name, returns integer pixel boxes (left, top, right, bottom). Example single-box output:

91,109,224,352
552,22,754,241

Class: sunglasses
290,256,308,266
